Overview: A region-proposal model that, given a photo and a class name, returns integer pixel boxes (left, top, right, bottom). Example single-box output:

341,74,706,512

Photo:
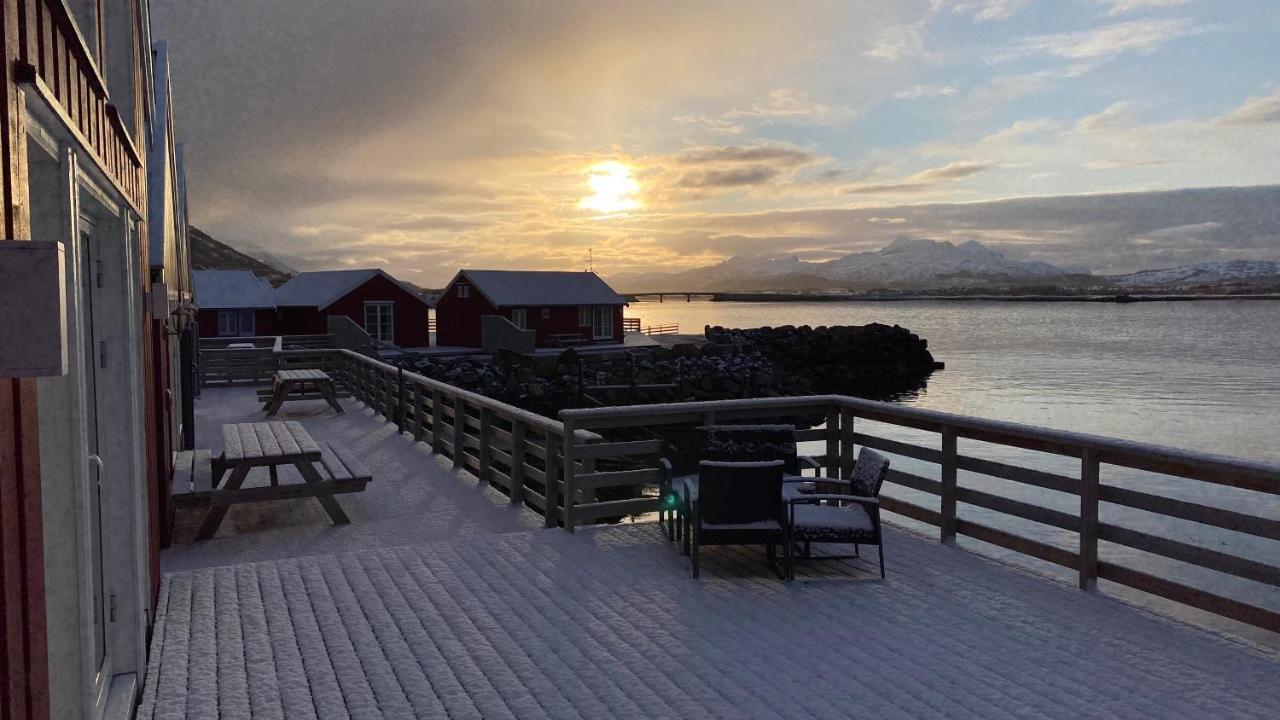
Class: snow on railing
559,396,1280,634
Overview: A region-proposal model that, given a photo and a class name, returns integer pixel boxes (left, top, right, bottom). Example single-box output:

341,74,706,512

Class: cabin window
511,308,528,330
457,284,470,298
592,306,613,340
541,307,550,320
578,306,591,327
364,301,395,343
217,310,254,337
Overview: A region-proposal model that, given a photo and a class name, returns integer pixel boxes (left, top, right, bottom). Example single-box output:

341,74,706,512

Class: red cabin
273,269,433,347
436,269,627,348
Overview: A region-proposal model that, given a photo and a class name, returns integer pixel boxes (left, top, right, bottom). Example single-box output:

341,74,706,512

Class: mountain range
609,239,1280,293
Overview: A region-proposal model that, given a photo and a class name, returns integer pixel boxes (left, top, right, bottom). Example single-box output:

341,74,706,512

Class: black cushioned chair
688,460,788,579
785,447,892,579
657,425,799,544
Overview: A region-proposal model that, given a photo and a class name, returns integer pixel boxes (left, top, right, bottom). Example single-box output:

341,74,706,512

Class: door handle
87,453,104,478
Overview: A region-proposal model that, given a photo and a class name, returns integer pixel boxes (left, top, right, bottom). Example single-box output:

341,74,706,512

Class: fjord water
632,299,1280,638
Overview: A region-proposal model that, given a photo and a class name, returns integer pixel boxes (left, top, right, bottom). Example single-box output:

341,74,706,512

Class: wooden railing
330,349,600,527
559,396,1280,634
197,335,335,387
622,318,679,336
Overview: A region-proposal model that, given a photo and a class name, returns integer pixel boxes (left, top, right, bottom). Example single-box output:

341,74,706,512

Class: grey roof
272,269,428,309
193,270,276,310
458,270,625,307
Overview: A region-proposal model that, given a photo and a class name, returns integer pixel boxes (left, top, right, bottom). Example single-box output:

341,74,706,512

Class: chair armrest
798,455,822,470
658,457,673,490
789,494,879,506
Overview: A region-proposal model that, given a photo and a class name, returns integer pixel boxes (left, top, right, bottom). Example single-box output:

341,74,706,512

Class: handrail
558,394,1280,634
334,349,598,442
562,395,1280,487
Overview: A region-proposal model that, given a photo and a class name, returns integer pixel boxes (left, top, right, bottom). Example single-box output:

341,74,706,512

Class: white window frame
578,306,591,327
217,310,239,337
363,301,395,343
591,305,613,340
457,283,470,298
511,308,528,330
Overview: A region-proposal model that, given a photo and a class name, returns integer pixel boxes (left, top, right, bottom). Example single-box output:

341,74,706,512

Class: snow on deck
141,522,1279,719
164,387,544,573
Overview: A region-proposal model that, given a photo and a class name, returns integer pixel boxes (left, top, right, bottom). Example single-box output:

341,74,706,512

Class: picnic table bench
262,368,344,417
546,332,588,347
171,421,371,540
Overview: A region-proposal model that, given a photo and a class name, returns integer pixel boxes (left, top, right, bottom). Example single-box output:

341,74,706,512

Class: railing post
543,438,560,528
825,408,840,478
453,397,466,470
412,382,425,442
478,408,493,484
430,389,444,453
940,426,958,544
839,406,855,479
509,421,526,504
562,419,577,533
1079,448,1101,590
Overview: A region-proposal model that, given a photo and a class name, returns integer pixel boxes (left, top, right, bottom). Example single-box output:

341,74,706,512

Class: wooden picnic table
263,368,344,417
190,421,367,540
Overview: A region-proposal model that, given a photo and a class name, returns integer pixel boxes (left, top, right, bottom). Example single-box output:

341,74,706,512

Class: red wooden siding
278,274,432,347
435,279,497,347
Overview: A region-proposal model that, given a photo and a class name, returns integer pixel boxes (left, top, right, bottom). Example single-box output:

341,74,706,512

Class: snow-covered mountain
818,238,1066,288
610,239,1073,292
1108,260,1280,288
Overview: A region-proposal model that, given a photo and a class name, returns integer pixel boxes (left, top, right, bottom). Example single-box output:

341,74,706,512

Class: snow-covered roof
457,270,625,307
193,270,276,310
272,269,428,309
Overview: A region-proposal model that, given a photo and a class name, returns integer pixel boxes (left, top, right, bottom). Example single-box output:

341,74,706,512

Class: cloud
676,166,783,189
722,89,856,125
845,160,995,194
932,0,1030,22
894,84,958,99
998,18,1208,61
865,22,929,62
1092,0,1193,17
671,113,744,134
674,144,818,167
1216,89,1280,126
1073,101,1135,132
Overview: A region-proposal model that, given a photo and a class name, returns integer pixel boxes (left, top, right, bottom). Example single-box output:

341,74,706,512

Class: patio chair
657,424,799,544
687,460,788,579
784,448,891,580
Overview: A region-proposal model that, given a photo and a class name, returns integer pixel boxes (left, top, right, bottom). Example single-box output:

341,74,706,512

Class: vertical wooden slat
940,426,958,544
412,383,424,442
562,421,578,532
452,398,465,469
1079,448,1101,590
543,439,560,528
383,370,393,420
477,409,493,484
839,406,856,479
509,421,526,503
430,389,443,453
395,368,406,431
825,407,840,478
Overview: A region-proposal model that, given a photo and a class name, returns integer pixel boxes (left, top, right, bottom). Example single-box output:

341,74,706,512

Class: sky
152,0,1280,286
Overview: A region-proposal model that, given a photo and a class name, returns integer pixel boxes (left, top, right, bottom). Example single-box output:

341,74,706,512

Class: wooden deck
142,522,1280,719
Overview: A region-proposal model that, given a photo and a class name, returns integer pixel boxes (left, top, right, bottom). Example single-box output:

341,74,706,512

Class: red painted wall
435,276,624,348
436,279,497,347
278,274,432,347
196,309,276,338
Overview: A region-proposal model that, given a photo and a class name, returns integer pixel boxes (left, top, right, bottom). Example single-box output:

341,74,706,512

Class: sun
577,161,641,214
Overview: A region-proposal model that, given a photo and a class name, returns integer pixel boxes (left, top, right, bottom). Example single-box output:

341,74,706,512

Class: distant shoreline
626,292,1280,304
